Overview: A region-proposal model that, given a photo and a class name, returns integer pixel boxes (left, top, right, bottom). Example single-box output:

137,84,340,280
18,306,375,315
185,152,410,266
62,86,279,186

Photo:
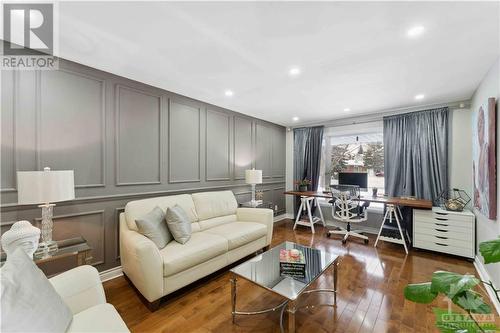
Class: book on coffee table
279,249,306,278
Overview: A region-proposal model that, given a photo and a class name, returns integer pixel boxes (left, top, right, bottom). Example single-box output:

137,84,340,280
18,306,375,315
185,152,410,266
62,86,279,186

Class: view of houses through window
319,132,385,196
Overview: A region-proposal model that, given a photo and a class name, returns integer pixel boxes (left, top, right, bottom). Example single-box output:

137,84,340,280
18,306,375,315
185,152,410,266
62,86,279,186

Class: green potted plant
294,179,311,192
404,238,500,332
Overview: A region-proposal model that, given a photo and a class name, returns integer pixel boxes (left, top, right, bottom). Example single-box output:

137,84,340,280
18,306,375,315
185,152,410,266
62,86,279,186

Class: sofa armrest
236,208,274,245
119,213,164,303
49,265,105,315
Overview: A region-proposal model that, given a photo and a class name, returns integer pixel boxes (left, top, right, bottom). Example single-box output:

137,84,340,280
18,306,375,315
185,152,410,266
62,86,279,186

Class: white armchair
49,265,129,333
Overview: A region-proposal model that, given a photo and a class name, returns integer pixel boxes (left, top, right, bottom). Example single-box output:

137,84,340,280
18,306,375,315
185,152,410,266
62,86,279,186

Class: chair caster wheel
341,239,347,245
364,239,369,244
326,233,331,238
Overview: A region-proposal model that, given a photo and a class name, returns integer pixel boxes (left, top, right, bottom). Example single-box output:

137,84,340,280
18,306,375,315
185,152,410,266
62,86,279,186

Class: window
319,130,385,209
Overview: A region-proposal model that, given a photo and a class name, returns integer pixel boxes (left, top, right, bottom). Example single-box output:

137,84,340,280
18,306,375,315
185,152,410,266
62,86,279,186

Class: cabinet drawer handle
435,212,448,216
435,223,449,227
436,217,449,221
435,236,448,240
435,229,448,232
435,242,448,246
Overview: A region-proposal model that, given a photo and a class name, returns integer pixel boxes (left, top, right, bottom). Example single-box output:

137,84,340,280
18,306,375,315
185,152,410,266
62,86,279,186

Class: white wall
470,58,500,288
449,108,473,198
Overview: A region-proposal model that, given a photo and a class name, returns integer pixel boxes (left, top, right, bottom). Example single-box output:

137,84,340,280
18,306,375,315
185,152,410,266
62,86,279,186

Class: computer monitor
338,172,368,189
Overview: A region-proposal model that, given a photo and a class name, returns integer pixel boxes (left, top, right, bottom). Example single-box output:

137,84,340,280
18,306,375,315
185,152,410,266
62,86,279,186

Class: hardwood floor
104,220,498,332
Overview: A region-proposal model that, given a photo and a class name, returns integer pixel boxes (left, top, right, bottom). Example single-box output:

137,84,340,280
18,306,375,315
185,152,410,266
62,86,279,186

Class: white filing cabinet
413,207,475,259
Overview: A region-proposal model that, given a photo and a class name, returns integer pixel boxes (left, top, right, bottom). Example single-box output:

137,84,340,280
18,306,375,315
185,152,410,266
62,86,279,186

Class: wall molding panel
115,84,163,186
255,122,273,179
1,71,17,192
37,68,107,188
114,207,125,261
233,116,254,180
0,58,285,273
168,99,202,184
34,210,106,266
206,109,231,181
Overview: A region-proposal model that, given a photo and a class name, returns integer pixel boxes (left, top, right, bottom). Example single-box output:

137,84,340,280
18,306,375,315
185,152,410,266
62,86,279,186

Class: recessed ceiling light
343,108,351,112
292,116,299,122
224,90,234,97
407,25,425,37
289,67,301,76
415,94,425,100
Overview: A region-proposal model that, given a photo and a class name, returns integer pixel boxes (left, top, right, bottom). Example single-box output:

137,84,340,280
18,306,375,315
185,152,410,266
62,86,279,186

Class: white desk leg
315,198,326,227
394,208,409,254
293,199,304,230
306,199,315,233
374,206,390,248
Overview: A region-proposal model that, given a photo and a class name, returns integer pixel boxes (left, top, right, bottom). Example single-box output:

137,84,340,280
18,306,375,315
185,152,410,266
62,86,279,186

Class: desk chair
326,185,370,244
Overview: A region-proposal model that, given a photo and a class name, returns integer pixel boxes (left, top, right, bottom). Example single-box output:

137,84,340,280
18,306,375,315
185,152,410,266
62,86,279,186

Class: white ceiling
57,1,500,126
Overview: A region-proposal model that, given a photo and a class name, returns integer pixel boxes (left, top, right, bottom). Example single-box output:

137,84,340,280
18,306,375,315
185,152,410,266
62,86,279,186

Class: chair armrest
236,208,274,245
49,265,105,315
119,213,164,302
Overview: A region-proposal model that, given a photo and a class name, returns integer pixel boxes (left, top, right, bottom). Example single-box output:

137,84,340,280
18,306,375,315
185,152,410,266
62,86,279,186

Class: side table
1,236,93,277
239,201,276,214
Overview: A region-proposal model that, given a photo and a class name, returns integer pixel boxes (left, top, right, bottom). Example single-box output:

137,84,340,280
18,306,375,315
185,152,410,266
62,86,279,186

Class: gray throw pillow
136,206,172,249
166,205,192,244
1,248,73,332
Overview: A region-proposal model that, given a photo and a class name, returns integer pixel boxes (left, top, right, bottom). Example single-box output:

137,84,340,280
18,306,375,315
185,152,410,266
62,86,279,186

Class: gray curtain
384,107,449,202
293,128,309,189
293,126,324,214
303,127,324,192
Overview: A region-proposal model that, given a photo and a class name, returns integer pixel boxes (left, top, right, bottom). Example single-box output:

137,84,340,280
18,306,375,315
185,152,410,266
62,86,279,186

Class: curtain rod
290,100,470,129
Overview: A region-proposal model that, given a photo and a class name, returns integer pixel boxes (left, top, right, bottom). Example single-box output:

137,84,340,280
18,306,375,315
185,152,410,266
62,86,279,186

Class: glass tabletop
230,241,338,300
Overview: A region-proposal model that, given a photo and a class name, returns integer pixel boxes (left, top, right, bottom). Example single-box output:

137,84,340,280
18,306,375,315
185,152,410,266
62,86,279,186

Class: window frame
319,121,385,213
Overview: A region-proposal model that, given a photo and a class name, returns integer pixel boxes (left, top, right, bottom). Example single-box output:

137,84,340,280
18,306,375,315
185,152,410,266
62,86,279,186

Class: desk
284,191,432,209
284,191,327,233
284,191,432,253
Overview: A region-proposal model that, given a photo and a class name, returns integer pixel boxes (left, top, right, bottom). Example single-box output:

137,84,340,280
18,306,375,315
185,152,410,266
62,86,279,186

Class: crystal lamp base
34,240,58,259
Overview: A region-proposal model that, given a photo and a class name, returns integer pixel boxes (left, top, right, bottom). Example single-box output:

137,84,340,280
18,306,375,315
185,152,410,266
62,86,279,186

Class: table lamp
245,169,262,207
17,167,75,258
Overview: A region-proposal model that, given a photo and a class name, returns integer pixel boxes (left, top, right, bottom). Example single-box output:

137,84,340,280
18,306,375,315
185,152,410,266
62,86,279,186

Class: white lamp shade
17,170,75,205
245,169,262,184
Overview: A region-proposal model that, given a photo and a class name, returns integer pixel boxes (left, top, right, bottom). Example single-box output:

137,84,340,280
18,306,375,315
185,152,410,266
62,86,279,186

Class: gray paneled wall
0,59,286,273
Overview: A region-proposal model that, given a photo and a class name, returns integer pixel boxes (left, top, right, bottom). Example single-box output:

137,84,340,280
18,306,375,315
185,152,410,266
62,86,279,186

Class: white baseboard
99,266,123,282
274,213,293,222
474,256,500,315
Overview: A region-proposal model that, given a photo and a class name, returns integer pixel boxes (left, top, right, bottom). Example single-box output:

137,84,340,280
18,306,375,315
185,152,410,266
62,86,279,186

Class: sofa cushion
191,191,237,221
125,194,198,231
160,232,228,277
198,214,237,231
136,206,172,249
166,205,192,244
203,222,267,250
67,303,129,333
1,248,73,333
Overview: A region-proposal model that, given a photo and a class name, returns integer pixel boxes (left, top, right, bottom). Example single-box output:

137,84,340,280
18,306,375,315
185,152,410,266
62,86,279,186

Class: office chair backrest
330,184,367,222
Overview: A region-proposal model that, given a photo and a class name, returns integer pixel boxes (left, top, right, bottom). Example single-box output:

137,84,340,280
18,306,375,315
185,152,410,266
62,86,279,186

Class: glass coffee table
230,241,339,333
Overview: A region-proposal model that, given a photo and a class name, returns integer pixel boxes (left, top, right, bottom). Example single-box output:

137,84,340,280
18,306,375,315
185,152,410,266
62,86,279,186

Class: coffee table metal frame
230,246,339,333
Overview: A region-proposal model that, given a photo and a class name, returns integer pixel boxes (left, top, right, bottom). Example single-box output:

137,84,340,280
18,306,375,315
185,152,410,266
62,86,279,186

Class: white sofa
119,190,273,310
50,265,129,332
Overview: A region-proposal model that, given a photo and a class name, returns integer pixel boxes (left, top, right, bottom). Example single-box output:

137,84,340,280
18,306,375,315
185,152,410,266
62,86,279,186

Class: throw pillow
136,206,172,249
0,248,73,332
166,205,192,244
